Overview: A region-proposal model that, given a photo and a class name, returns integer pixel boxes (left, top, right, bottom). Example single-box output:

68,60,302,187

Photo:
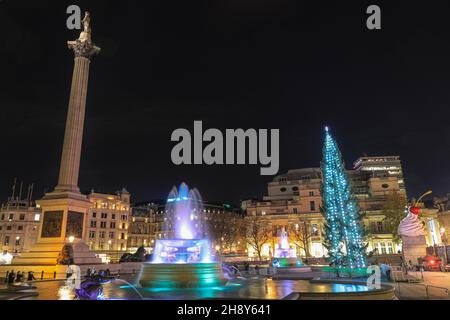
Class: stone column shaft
55,57,91,193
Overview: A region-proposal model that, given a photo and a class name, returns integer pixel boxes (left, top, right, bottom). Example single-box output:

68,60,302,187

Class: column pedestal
401,235,427,265
12,191,101,265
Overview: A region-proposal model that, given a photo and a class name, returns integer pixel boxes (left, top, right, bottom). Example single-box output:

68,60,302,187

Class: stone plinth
12,191,97,266
401,235,427,265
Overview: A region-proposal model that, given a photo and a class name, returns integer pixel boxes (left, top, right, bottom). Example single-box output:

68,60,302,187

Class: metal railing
395,282,450,300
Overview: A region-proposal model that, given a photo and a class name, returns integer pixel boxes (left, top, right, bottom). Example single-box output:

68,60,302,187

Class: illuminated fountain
272,228,302,268
138,183,227,288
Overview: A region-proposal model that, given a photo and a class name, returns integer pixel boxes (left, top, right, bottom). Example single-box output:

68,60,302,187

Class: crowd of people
3,270,36,284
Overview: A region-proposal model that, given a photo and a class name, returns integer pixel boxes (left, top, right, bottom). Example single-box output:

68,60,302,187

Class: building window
310,201,316,211
100,221,107,228
292,186,299,191
121,233,125,240
110,222,116,229
90,221,97,228
6,226,12,231
89,231,96,238
376,221,383,232
92,212,97,218
18,225,23,231
8,214,14,220
121,215,127,221
309,191,314,196
19,214,25,221
293,208,298,214
387,242,393,254
101,213,108,219
98,241,104,250
112,214,116,220
380,242,387,254
1,214,4,220
280,187,287,192
15,237,20,246
109,232,115,239
34,214,40,221
99,231,106,239
4,236,9,246
122,223,126,229
311,224,319,236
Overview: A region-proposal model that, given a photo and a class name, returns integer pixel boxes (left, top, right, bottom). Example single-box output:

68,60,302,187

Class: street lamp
440,227,448,264
414,190,432,207
68,235,75,243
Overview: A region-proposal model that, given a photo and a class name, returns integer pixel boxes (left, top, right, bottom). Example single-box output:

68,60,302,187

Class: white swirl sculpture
398,211,426,237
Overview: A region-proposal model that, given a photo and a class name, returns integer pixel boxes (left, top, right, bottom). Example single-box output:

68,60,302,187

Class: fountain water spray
139,183,226,288
150,183,213,264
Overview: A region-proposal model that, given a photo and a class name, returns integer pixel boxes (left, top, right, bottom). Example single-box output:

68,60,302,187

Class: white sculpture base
401,235,427,265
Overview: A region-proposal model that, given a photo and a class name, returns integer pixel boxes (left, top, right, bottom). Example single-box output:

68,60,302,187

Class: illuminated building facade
353,156,406,193
244,158,410,260
0,194,41,255
128,200,243,254
85,189,132,256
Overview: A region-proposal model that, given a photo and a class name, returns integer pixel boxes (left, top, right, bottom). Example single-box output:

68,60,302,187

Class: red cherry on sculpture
409,206,420,215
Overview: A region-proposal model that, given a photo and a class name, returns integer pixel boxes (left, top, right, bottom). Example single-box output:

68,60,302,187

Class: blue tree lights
320,127,367,269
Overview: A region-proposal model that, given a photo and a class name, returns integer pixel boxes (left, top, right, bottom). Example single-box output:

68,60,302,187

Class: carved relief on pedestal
66,211,84,238
41,211,64,238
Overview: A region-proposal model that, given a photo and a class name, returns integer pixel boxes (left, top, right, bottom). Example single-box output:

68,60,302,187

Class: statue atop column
67,11,101,59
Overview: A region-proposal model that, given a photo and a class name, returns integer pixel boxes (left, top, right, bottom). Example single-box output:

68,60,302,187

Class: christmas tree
320,126,367,269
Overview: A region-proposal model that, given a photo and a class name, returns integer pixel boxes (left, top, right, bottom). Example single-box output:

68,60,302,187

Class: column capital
67,40,101,59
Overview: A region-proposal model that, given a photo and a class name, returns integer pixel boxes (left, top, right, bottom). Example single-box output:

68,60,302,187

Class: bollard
53,271,56,279
41,271,44,280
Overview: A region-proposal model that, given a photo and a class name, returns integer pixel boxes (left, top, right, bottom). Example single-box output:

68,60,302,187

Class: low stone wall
0,262,143,280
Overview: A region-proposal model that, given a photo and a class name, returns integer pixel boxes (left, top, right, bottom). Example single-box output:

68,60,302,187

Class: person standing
7,270,15,284
27,271,36,281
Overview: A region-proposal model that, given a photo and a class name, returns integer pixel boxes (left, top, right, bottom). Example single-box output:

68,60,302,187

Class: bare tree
289,219,313,258
208,212,244,253
244,216,271,261
222,214,245,252
381,191,407,243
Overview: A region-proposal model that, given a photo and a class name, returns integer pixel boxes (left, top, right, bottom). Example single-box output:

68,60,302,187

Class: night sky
1,0,449,205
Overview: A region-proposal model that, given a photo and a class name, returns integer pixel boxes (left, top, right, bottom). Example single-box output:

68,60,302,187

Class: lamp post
440,227,448,265
414,191,433,253
414,190,433,207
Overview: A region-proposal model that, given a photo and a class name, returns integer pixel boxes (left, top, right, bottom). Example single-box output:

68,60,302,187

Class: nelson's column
13,12,102,265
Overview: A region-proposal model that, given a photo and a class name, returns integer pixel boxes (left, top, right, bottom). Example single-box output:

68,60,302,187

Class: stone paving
393,271,450,300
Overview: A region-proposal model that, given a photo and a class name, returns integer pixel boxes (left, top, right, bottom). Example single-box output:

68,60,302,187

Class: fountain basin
272,257,303,268
284,280,396,300
139,262,227,289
